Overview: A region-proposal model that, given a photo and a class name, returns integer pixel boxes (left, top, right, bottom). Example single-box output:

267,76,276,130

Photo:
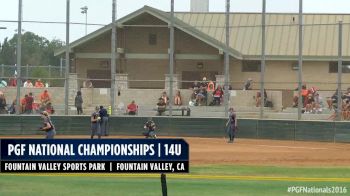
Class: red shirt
9,78,17,87
127,103,138,112
25,96,34,110
214,89,223,97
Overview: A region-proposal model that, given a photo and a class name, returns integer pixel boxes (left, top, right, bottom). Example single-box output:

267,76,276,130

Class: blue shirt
99,108,108,118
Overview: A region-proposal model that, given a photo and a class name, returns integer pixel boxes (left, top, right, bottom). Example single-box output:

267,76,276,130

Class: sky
1,0,350,43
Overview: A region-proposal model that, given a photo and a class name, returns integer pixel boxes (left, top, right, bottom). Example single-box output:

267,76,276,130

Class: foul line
1,173,350,182
254,144,328,150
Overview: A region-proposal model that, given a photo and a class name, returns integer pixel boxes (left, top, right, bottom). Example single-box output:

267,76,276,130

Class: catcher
39,111,56,139
143,118,157,139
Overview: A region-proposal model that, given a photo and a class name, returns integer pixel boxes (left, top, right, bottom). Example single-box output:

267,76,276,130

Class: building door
87,69,111,88
181,71,218,89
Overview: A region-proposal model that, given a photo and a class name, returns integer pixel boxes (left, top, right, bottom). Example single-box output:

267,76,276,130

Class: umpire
99,105,109,136
39,111,56,139
91,106,101,139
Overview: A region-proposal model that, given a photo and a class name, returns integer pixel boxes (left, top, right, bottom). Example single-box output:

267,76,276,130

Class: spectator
305,94,315,113
8,99,16,114
127,100,138,115
196,86,207,106
191,81,200,89
40,90,51,108
0,92,7,114
174,90,182,106
212,85,224,106
83,79,93,88
34,79,45,88
160,91,169,105
99,106,109,136
327,89,339,110
313,92,322,113
9,75,17,87
293,84,307,107
342,88,350,102
0,78,7,87
243,78,253,90
156,98,166,116
33,102,41,114
200,77,208,88
207,80,215,92
342,100,350,120
20,95,27,114
74,91,83,115
23,79,33,88
301,85,309,107
256,89,267,107
44,102,55,114
25,92,34,114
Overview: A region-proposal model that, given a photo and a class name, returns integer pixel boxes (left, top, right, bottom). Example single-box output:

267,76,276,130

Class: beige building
55,6,350,91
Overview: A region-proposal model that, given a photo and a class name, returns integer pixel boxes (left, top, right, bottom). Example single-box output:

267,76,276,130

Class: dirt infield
1,135,350,167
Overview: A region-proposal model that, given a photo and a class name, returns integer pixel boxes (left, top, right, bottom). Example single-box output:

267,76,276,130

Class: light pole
64,0,70,115
81,6,88,35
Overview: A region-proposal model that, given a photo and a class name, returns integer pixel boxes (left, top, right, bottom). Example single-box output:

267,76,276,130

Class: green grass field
1,165,349,196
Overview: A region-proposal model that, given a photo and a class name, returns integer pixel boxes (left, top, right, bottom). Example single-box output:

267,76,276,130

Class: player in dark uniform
99,105,109,136
143,118,157,139
91,106,101,139
39,111,56,139
226,107,237,143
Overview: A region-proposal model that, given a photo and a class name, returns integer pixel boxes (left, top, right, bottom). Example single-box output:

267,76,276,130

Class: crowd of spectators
0,76,49,88
326,88,350,120
189,77,226,106
292,85,322,114
290,84,350,118
0,90,54,115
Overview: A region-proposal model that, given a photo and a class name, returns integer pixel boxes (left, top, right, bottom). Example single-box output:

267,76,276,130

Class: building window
242,61,261,72
329,62,350,73
149,33,157,45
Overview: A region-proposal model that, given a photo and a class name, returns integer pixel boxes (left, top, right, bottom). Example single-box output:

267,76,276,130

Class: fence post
60,58,63,77
48,64,51,79
26,64,29,79
337,21,343,121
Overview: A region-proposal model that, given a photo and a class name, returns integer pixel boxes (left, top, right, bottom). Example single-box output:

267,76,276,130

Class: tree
0,32,64,66
0,38,16,65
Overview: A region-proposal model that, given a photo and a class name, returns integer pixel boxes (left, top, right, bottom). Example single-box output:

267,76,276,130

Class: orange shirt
20,98,26,105
40,92,51,103
301,89,309,97
35,81,44,88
